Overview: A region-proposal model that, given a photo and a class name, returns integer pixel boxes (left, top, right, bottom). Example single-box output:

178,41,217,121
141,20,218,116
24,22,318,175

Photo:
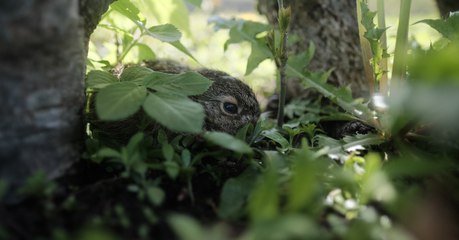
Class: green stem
356,0,376,95
392,0,411,86
276,0,289,127
377,0,389,96
117,30,144,63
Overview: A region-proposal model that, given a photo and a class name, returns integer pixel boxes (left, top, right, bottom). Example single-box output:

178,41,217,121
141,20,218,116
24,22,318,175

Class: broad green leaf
143,93,204,133
219,167,258,219
135,43,156,62
224,20,271,49
126,132,145,156
209,17,271,74
418,13,459,41
120,66,154,83
137,0,191,35
147,24,182,42
245,38,272,75
286,43,315,74
86,70,118,89
203,132,253,154
96,82,147,120
162,143,174,162
143,71,212,96
110,0,142,24
168,214,205,240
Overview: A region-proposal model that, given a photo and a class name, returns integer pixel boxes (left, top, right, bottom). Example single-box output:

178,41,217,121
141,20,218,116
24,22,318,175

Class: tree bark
435,0,459,18
258,0,369,99
0,0,112,187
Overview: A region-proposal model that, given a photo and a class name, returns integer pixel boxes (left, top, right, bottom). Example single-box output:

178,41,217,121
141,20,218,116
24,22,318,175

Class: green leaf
209,17,271,73
86,70,118,89
168,214,205,240
315,134,384,157
245,38,272,75
164,160,180,179
162,143,174,162
203,132,253,154
224,20,271,48
126,132,144,155
261,129,290,150
286,43,315,74
97,148,122,159
147,24,182,42
287,148,318,211
135,43,156,62
248,168,279,222
146,186,165,206
143,93,204,133
137,0,191,35
110,0,142,23
96,82,147,120
143,71,212,96
418,13,459,41
287,64,375,126
185,0,202,7
120,66,154,83
218,167,258,219
181,149,191,167
169,41,197,62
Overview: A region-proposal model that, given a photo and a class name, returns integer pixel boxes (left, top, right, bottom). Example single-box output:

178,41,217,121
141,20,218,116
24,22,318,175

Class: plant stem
117,30,144,63
356,0,376,95
276,0,290,127
392,0,411,89
377,0,389,96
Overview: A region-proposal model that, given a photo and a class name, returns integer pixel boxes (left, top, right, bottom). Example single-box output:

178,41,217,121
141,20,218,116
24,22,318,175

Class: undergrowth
1,1,459,240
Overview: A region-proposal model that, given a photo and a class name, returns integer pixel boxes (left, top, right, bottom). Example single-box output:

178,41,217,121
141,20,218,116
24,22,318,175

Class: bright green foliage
87,70,118,89
209,17,272,75
88,66,212,133
203,132,253,154
96,82,147,120
143,71,212,96
147,24,182,42
418,12,459,41
143,93,204,133
138,0,192,35
89,0,196,66
210,16,376,128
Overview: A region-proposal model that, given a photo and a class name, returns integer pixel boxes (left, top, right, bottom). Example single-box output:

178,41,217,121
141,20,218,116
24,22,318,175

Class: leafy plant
87,66,212,133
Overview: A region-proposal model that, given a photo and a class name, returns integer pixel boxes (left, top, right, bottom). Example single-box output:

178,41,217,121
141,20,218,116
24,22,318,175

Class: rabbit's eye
222,102,238,115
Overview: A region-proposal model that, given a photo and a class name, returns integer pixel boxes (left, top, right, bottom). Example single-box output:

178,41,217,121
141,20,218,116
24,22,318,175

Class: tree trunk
258,0,369,99
0,0,112,188
435,0,459,17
